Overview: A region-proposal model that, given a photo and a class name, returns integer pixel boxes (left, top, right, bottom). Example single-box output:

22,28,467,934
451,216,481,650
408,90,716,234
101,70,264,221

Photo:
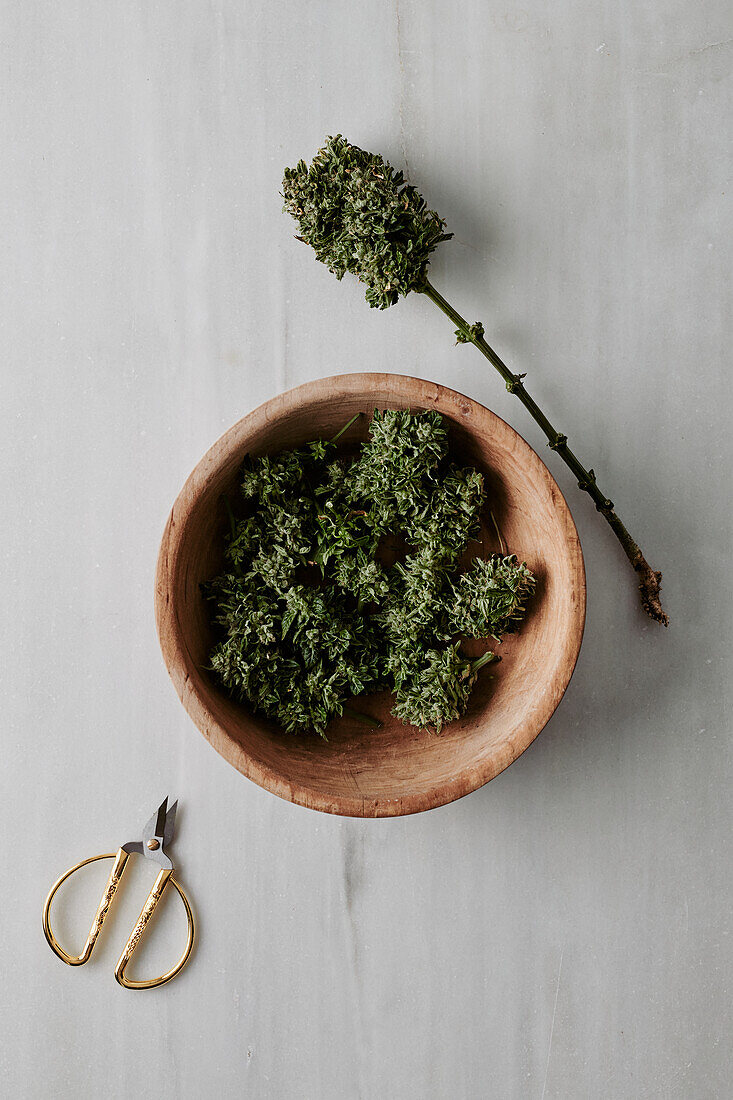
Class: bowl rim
155,372,586,817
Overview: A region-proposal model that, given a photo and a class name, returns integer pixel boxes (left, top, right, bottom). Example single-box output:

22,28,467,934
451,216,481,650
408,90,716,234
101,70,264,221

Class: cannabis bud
282,134,452,309
282,136,668,625
206,409,535,736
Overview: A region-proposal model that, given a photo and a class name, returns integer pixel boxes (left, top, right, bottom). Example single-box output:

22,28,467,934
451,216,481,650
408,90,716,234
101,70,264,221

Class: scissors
42,797,195,989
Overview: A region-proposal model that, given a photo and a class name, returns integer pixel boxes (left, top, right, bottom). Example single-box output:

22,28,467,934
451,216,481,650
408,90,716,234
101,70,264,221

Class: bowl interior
156,375,585,816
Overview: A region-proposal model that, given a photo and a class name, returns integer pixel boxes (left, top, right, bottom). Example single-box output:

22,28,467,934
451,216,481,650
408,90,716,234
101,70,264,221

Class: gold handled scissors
43,797,195,989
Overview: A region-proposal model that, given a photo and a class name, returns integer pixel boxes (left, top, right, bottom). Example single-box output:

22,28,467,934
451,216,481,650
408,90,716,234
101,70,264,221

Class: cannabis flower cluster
282,134,451,309
281,135,668,625
206,409,535,737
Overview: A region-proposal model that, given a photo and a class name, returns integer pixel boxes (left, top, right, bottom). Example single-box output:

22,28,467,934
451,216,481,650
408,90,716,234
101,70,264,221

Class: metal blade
163,800,178,849
154,796,168,839
135,799,175,871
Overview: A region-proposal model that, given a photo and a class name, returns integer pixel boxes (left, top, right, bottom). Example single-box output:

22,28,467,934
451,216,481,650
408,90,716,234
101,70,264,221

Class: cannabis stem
420,278,668,626
471,651,499,674
343,705,383,729
282,134,667,627
332,413,360,444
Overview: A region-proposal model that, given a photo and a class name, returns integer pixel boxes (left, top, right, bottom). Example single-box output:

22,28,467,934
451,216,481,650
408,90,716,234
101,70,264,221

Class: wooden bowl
155,374,585,817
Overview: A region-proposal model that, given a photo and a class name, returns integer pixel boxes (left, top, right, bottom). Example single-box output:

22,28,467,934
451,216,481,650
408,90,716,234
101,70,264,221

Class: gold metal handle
114,869,195,990
43,849,129,966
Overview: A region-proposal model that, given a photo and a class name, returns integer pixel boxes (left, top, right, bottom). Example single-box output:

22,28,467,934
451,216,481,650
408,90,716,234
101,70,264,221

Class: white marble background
2,2,731,1097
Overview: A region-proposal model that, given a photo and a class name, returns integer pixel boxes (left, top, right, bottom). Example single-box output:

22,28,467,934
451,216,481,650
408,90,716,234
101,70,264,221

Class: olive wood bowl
155,374,585,817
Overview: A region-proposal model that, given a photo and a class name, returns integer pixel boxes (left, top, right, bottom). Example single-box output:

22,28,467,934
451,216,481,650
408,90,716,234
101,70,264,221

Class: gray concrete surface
2,2,731,1097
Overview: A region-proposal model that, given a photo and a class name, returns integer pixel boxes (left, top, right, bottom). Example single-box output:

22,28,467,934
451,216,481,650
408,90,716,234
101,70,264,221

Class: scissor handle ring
43,851,195,988
115,870,195,990
43,851,120,965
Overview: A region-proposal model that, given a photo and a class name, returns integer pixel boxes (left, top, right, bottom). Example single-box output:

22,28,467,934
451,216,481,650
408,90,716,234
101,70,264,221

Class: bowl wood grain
155,374,585,816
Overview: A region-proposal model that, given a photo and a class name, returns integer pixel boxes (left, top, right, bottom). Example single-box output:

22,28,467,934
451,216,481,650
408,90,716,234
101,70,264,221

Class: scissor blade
135,799,175,870
154,797,168,839
163,800,178,849
140,797,168,844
